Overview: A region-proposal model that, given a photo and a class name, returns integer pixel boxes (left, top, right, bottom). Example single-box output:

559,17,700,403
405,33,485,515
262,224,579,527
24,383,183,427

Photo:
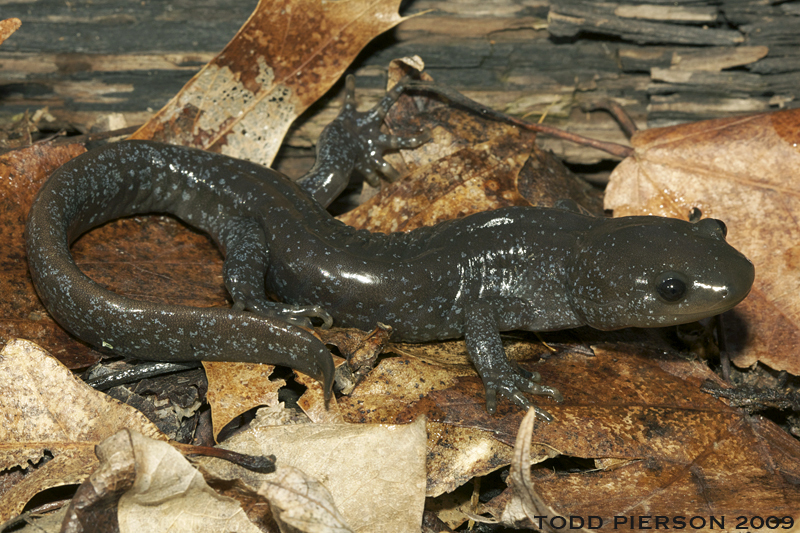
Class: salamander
26,76,755,419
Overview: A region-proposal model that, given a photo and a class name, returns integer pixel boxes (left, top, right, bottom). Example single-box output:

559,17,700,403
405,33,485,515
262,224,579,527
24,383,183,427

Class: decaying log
1,0,798,174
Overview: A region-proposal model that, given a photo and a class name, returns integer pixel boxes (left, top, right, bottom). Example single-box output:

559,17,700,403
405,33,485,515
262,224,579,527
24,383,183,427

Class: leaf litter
2,0,800,530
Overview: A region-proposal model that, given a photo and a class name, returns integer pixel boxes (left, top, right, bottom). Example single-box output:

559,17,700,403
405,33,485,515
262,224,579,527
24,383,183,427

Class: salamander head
566,216,754,330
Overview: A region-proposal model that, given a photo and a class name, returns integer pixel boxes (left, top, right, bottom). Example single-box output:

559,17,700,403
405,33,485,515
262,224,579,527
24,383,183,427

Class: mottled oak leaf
605,109,800,375
130,0,410,166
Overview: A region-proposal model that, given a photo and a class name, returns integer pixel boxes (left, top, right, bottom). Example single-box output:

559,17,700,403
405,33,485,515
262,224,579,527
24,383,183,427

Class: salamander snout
567,216,755,330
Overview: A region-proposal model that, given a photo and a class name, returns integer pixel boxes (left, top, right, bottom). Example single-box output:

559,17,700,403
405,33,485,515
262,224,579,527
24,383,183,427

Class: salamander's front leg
464,303,563,421
296,74,431,208
222,218,333,329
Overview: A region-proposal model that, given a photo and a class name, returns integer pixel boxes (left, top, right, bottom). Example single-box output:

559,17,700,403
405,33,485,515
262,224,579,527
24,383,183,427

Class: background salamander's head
566,216,754,330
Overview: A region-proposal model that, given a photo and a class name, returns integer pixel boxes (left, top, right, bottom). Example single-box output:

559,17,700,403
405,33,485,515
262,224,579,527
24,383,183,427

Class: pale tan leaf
0,339,164,523
259,466,352,533
113,431,262,533
200,413,427,533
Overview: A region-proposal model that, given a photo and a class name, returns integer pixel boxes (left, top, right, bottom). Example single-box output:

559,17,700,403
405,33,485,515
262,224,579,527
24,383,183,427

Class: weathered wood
0,0,798,172
547,1,743,45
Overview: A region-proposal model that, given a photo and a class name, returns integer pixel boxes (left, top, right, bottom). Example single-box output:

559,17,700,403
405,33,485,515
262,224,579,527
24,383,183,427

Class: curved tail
25,146,334,399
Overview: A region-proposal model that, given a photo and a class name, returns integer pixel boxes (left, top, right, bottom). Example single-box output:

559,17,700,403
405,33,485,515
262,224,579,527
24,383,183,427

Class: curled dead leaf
61,430,263,533
503,407,567,533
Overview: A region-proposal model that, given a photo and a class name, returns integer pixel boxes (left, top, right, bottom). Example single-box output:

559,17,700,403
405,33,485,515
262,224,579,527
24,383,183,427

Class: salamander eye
655,272,688,303
715,220,727,238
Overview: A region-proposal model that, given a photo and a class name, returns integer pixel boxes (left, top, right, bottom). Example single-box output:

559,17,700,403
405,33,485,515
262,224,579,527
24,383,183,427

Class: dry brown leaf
0,339,165,523
203,361,286,441
604,109,800,375
199,411,427,533
336,339,800,519
294,371,345,424
340,130,536,232
1,142,228,368
423,422,516,497
130,0,410,165
0,144,95,367
317,325,391,378
425,485,474,530
0,18,20,46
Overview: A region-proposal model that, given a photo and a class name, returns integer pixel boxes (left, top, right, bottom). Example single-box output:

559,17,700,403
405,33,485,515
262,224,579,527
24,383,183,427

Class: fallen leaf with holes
335,339,800,520
198,409,427,533
203,326,390,437
294,370,346,424
0,339,165,523
203,362,286,441
130,0,410,165
605,109,800,376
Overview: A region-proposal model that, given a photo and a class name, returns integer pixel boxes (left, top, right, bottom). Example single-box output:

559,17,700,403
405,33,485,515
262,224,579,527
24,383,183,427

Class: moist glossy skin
26,78,755,419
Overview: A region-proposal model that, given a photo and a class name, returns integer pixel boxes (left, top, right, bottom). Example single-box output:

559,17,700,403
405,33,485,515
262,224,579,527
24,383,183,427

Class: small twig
85,361,201,391
174,442,277,474
408,80,635,159
50,125,141,146
716,314,732,384
582,99,639,138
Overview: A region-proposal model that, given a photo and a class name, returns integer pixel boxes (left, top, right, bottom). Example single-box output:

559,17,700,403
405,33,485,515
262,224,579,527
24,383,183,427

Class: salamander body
26,78,754,417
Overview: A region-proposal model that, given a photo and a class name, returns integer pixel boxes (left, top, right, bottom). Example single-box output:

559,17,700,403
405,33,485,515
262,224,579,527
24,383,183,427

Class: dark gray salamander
26,77,755,419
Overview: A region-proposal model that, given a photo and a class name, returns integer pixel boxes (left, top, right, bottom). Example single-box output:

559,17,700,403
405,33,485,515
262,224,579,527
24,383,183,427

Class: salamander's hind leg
222,218,333,329
464,303,563,421
296,74,431,208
